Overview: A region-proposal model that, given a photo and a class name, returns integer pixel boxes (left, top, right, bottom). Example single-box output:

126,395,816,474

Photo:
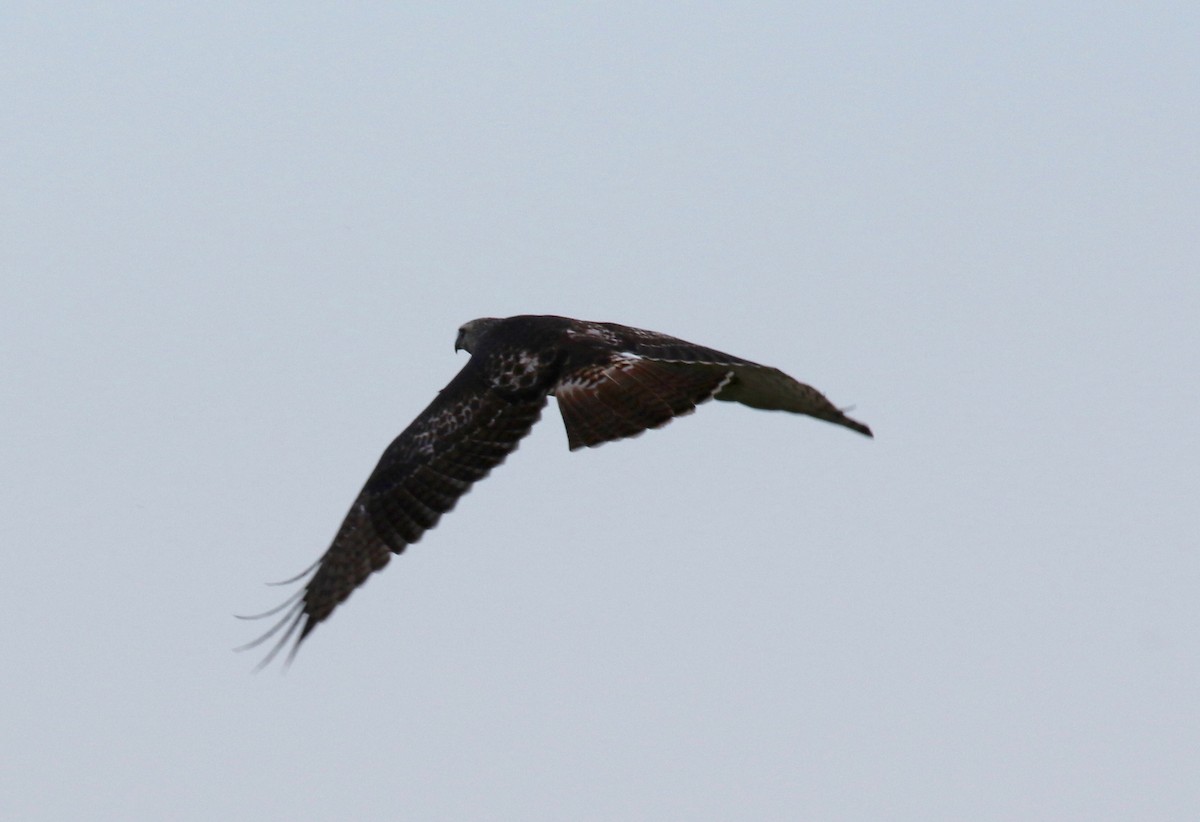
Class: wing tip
838,414,873,438
848,419,874,438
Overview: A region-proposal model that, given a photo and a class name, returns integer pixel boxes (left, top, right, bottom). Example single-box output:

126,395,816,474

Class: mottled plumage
239,315,871,667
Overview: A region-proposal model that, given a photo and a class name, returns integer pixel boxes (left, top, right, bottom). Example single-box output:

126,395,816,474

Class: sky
3,3,1197,820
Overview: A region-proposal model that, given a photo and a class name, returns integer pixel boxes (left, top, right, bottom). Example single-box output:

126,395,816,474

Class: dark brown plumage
239,315,871,667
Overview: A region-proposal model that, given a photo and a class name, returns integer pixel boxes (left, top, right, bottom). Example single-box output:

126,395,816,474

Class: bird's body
240,315,871,667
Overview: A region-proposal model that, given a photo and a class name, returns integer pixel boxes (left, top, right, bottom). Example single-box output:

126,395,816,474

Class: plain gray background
3,4,1197,820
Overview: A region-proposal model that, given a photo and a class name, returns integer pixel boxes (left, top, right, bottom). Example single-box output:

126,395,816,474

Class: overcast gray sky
3,4,1197,820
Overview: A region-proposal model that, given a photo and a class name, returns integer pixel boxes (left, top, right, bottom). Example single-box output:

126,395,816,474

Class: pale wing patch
554,356,734,450
564,323,621,347
488,349,556,392
713,364,873,437
409,395,487,457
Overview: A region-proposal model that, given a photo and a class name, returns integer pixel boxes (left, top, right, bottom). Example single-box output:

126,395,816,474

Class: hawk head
455,317,501,354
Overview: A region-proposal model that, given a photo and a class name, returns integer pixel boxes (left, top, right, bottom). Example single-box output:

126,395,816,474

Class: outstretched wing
240,359,547,668
555,322,872,447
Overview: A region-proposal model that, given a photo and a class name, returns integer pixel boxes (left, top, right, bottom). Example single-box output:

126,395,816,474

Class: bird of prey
239,315,871,667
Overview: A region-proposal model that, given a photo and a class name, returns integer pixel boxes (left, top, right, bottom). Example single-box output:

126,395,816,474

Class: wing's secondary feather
554,355,734,450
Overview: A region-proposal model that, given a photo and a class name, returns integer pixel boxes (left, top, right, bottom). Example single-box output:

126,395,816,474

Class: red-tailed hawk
239,315,872,667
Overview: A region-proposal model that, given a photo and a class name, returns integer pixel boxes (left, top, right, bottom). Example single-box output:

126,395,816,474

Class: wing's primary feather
240,357,547,668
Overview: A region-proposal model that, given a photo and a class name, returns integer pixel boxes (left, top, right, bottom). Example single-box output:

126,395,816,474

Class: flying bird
239,315,871,667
